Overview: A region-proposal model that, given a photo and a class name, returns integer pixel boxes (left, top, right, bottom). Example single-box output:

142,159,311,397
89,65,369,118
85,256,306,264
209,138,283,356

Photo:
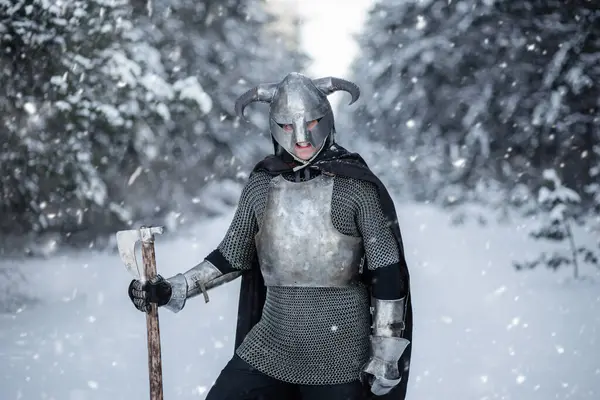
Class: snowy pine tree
586,144,600,210
0,0,176,240
346,0,600,209
0,0,307,250
585,143,600,250
514,169,599,279
122,0,307,224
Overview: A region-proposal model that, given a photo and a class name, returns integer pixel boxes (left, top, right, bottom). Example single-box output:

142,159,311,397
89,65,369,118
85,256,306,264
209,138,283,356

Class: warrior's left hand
360,356,402,396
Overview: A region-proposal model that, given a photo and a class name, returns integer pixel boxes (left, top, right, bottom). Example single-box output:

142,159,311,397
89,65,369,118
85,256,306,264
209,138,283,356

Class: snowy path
1,204,599,400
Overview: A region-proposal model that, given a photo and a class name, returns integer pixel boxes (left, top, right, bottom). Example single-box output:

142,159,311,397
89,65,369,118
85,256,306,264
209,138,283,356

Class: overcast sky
288,0,374,106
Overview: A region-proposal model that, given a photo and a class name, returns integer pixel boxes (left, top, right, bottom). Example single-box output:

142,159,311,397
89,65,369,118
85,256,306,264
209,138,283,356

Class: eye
277,123,294,132
307,119,320,130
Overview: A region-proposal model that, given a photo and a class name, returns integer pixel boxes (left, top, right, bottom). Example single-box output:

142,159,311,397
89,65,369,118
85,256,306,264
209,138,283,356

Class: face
282,119,320,160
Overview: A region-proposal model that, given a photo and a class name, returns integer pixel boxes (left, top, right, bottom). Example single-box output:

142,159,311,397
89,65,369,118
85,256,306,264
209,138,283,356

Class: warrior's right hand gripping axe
116,226,165,400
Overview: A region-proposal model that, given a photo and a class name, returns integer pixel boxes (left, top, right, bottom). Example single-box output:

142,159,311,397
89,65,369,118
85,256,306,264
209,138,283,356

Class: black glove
128,275,172,312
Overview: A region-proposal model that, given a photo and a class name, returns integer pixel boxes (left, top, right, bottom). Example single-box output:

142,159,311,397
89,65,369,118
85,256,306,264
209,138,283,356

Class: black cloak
232,145,413,400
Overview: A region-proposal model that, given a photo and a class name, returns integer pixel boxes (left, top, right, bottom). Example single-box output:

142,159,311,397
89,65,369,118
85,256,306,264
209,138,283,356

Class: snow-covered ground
1,202,599,400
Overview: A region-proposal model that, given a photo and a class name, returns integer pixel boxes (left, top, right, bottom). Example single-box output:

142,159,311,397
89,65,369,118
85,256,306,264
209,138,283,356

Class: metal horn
235,83,278,118
312,77,360,105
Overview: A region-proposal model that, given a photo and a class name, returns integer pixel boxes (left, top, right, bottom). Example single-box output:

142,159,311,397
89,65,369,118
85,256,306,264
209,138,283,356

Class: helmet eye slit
277,123,294,132
307,119,320,130
277,117,323,133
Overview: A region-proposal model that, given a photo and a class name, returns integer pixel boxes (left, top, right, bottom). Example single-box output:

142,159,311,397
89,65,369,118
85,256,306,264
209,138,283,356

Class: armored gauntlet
163,260,242,312
128,275,172,312
361,296,410,396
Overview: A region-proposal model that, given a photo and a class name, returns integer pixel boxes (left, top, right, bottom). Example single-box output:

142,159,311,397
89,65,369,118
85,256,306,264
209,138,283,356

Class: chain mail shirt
215,168,402,385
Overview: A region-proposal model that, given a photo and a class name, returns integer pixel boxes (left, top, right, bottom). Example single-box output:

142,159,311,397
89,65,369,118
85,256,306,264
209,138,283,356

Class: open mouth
294,143,315,160
295,142,312,150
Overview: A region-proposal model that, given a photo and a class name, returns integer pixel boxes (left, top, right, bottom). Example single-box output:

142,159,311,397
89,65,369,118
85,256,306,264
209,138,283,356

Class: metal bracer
362,296,410,395
163,260,242,312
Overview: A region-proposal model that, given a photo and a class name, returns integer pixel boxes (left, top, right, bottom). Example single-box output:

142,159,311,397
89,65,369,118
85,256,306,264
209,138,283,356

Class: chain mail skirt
235,284,371,385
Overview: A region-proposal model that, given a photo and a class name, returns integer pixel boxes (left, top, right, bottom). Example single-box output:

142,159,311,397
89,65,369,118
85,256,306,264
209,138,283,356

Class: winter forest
1,0,599,399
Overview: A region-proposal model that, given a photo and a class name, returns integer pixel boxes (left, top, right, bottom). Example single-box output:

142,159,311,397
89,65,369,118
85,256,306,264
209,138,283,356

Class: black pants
206,354,368,400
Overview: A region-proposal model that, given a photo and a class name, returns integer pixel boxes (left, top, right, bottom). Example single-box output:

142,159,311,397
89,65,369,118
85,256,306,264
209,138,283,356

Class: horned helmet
235,72,360,165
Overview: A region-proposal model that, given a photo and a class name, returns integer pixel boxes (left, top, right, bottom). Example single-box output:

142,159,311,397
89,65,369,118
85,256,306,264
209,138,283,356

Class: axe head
116,226,164,281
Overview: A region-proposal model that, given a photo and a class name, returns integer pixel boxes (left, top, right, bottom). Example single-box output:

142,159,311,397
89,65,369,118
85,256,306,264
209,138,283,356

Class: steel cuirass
255,174,364,287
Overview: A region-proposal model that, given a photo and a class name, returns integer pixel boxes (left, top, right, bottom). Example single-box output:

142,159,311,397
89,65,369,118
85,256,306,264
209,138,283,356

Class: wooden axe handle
141,239,164,400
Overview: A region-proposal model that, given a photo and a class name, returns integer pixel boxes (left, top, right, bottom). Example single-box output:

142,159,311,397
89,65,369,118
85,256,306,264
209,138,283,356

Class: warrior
128,72,413,400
